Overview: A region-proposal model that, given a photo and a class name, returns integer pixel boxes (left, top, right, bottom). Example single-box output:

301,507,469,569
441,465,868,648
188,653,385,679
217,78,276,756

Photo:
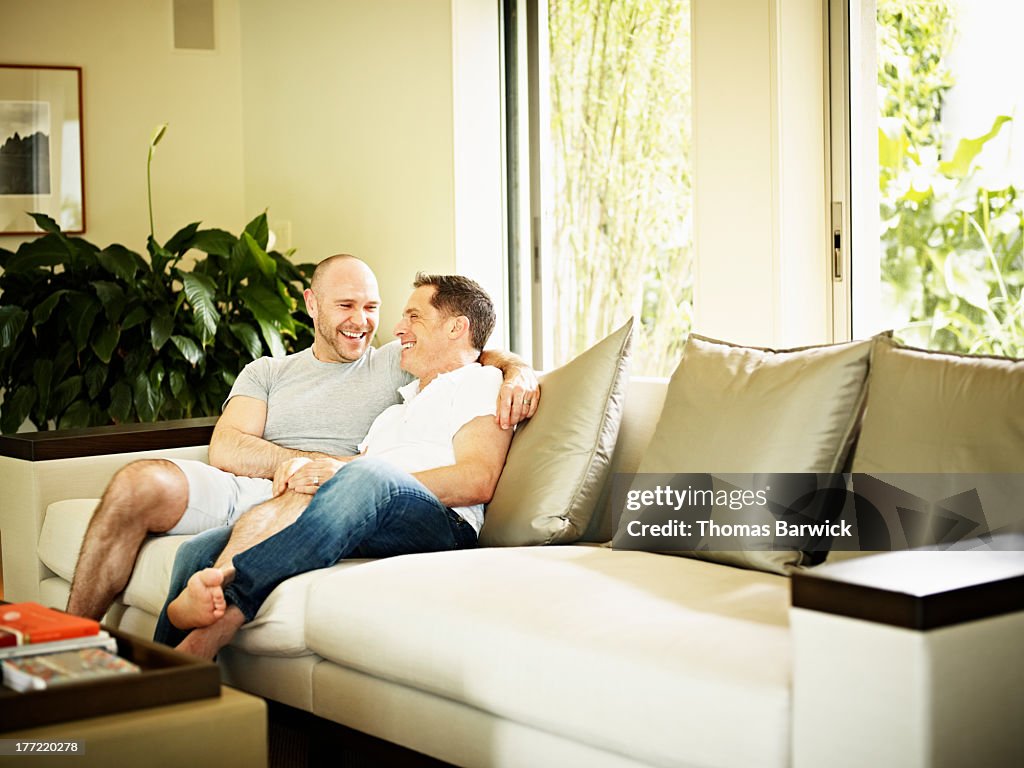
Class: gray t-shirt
225,341,412,457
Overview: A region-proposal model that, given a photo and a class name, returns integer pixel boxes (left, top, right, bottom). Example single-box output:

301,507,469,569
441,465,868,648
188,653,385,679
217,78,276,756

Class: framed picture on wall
0,64,85,235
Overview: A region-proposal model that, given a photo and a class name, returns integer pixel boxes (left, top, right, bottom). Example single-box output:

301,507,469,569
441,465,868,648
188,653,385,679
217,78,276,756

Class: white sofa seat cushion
305,545,792,768
234,561,370,657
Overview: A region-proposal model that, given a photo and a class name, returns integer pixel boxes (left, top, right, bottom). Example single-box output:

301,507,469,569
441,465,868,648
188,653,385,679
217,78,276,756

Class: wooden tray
0,625,221,732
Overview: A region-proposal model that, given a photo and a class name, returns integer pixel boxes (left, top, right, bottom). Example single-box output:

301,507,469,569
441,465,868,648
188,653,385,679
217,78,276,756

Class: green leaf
33,359,53,417
32,290,69,326
243,233,277,280
51,375,84,417
1,386,36,434
939,116,1012,179
148,236,174,275
91,324,120,364
109,381,133,423
877,118,918,175
85,363,108,399
169,369,186,398
58,400,93,430
164,222,201,255
97,244,141,282
228,322,263,360
170,334,204,366
182,272,219,343
0,306,29,348
66,293,101,353
238,284,288,357
151,313,174,351
52,342,75,384
133,372,161,422
122,305,150,331
943,250,992,310
190,229,237,259
6,235,67,271
28,212,61,234
92,281,127,322
244,212,270,250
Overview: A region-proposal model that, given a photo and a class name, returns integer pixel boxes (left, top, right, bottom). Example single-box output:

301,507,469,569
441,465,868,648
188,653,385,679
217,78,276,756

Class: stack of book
0,602,140,691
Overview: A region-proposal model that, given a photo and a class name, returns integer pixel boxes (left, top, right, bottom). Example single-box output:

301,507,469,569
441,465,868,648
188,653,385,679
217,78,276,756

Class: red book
0,603,100,645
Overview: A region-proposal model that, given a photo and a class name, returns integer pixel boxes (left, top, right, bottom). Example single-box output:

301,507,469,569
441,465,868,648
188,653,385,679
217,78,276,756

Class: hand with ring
496,377,540,430
287,457,349,495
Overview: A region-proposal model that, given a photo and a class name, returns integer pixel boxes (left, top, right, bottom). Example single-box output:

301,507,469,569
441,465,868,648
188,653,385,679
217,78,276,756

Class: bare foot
166,567,234,630
176,607,246,661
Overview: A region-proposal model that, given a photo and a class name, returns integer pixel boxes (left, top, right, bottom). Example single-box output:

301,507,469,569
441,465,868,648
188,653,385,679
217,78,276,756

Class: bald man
66,255,538,620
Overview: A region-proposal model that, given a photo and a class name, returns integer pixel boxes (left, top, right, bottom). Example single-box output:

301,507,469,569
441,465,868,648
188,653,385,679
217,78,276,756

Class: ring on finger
313,475,319,486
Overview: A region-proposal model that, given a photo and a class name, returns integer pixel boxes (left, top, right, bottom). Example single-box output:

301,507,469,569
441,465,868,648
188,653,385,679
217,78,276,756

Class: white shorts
166,459,274,535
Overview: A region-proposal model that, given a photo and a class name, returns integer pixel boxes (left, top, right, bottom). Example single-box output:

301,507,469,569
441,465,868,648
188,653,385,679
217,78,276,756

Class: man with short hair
154,274,514,659
67,257,537,620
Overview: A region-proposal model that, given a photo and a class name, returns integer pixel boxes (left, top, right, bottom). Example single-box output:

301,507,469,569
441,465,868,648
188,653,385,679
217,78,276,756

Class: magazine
2,647,141,692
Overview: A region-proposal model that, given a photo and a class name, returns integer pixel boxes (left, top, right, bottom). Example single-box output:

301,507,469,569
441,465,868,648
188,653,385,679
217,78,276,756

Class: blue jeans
153,458,478,646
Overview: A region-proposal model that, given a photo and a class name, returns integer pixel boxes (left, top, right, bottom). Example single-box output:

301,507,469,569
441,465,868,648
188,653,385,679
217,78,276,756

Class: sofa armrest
0,418,217,603
789,541,1024,768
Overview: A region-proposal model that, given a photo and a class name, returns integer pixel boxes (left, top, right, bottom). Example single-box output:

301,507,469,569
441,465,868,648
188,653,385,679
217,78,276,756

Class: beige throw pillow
621,333,876,574
640,334,875,476
852,337,1024,473
480,319,634,546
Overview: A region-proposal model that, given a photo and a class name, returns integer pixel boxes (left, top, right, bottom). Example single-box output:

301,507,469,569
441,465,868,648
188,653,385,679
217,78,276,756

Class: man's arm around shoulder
478,348,541,429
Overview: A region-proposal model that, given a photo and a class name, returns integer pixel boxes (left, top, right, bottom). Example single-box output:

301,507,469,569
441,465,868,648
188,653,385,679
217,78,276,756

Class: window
505,0,693,375
840,0,1024,356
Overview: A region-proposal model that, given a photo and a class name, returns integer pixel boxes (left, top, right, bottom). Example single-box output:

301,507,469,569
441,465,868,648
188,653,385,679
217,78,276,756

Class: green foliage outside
878,0,1024,355
549,0,692,376
0,213,314,433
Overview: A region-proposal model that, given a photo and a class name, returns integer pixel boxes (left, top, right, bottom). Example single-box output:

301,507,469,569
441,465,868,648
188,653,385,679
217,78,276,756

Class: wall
238,0,460,338
0,0,247,251
1,0,469,341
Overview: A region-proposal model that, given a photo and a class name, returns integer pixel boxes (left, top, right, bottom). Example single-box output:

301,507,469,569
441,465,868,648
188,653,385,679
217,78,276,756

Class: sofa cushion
640,334,874,475
38,496,349,656
233,563,368,658
480,319,634,546
39,498,192,616
621,334,875,574
38,499,99,582
852,336,1024,472
305,545,791,768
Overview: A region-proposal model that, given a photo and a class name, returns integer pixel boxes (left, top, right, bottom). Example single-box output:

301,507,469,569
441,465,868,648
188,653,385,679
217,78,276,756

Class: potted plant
0,126,314,433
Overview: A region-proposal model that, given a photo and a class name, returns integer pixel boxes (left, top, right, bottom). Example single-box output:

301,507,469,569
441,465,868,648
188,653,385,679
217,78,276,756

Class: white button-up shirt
359,363,502,531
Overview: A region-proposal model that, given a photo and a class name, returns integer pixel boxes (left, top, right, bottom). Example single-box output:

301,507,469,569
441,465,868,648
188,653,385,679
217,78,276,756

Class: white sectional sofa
2,331,1022,768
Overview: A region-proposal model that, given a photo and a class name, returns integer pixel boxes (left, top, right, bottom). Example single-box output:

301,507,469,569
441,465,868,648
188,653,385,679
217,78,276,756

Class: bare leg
166,566,235,630
176,606,246,661
67,460,189,619
213,491,311,569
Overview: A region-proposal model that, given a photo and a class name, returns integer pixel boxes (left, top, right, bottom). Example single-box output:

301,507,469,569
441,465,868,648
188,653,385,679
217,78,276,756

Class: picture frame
0,64,85,235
